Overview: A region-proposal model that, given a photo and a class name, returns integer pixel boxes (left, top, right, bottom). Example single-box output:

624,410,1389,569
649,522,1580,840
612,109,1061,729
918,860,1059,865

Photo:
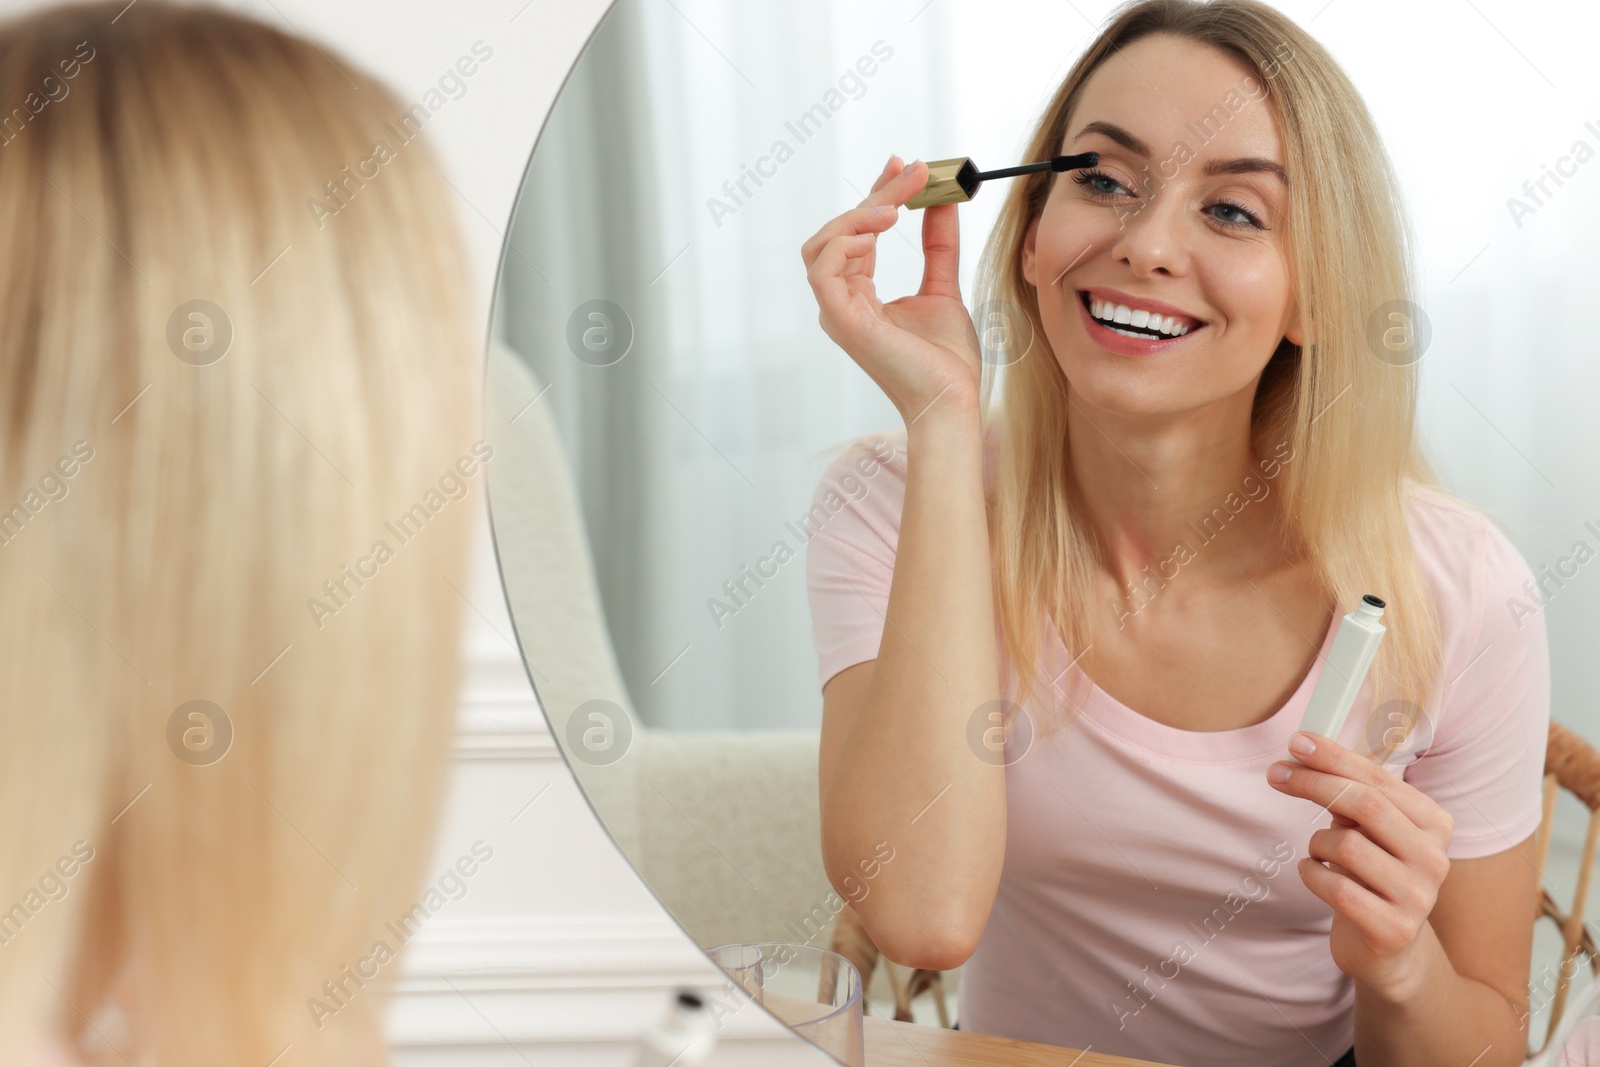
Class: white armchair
486,339,839,951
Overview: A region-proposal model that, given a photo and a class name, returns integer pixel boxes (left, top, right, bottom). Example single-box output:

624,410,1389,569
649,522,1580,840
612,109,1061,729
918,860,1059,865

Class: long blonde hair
972,0,1448,740
0,3,479,1064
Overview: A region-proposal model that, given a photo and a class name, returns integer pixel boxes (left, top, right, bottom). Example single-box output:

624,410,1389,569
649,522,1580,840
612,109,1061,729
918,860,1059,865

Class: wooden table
863,1014,1183,1067
756,988,1179,1066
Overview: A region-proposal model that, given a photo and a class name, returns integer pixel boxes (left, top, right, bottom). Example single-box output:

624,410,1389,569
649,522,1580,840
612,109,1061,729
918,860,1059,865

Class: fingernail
1268,762,1292,784
1289,733,1316,756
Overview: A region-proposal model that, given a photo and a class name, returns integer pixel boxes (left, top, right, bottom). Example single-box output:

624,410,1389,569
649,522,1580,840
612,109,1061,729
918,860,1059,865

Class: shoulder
805,420,1003,547
1401,480,1540,652
801,429,912,581
805,428,909,549
812,427,910,492
1397,486,1550,858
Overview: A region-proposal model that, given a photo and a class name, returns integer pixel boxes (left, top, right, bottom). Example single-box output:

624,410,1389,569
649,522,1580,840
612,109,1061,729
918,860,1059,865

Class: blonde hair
972,0,1449,742
0,3,479,1064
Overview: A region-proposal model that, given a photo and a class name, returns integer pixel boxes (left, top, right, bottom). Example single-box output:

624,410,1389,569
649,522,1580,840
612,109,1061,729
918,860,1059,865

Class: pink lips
1074,290,1206,357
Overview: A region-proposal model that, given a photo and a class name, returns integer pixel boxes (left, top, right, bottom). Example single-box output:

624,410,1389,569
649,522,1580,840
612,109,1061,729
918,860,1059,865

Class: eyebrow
1072,120,1288,185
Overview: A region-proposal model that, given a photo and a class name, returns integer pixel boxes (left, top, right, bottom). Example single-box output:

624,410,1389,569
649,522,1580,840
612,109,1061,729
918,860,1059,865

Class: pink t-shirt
804,428,1550,1067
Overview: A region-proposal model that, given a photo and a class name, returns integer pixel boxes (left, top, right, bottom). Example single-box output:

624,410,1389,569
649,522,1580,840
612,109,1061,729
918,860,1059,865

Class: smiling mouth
1078,291,1202,340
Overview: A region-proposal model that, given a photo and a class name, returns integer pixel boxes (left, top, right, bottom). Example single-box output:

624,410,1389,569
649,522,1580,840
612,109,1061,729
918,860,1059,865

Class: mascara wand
906,151,1100,210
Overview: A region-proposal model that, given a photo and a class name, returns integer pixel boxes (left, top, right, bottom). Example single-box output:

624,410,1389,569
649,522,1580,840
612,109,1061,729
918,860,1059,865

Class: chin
1052,355,1178,416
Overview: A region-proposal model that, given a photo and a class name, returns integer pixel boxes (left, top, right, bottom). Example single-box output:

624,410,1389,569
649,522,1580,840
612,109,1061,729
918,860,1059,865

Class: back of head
0,3,480,1063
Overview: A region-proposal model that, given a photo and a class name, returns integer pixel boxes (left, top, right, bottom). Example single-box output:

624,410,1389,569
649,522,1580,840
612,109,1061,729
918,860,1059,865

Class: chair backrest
1531,720,1600,1054
629,729,836,949
488,338,645,850
488,339,837,948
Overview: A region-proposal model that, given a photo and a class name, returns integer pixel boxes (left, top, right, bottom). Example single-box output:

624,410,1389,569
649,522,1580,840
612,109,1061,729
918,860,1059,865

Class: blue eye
1207,199,1265,230
1070,169,1130,198
1069,169,1268,231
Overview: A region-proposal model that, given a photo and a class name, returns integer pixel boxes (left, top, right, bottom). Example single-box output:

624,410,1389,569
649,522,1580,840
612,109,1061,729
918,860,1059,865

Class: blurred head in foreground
0,3,481,1064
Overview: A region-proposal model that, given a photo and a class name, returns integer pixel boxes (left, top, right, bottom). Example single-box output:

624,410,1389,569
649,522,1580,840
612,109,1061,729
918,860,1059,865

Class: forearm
1354,923,1529,1067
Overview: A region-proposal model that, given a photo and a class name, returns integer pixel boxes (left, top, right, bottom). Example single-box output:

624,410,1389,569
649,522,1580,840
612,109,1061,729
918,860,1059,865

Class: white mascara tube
1292,594,1387,763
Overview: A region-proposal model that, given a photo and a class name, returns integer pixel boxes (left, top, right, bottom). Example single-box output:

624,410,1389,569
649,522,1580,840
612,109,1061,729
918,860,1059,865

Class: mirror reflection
487,1,1598,1064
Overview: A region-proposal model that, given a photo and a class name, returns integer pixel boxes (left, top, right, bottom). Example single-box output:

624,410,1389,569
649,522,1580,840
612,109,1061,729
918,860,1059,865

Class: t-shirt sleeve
803,434,907,691
1402,512,1551,860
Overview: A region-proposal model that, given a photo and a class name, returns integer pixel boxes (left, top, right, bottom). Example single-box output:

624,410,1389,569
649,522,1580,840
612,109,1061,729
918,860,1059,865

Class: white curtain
498,0,958,730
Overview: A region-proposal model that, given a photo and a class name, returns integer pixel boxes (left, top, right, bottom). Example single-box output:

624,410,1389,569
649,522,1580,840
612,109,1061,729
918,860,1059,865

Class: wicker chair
828,902,951,1026
1533,720,1600,1054
829,720,1600,1046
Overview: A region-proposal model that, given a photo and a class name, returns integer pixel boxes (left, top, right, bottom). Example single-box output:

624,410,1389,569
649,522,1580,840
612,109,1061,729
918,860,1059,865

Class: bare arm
818,411,1003,970
803,156,1003,970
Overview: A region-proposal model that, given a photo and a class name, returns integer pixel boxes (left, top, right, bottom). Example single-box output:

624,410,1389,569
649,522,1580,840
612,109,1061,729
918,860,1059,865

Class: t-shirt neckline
1062,608,1343,763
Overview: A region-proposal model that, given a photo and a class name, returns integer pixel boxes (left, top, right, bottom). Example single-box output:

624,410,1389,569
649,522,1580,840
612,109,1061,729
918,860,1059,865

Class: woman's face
1022,33,1303,421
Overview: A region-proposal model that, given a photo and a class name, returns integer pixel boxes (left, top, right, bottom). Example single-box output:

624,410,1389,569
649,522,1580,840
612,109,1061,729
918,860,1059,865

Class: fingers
1297,858,1404,946
868,155,959,302
809,231,876,296
1268,763,1424,869
1277,732,1452,847
807,231,881,343
845,154,897,279
799,157,926,272
1270,758,1402,847
918,200,961,301
862,155,926,211
869,153,903,195
1308,826,1409,904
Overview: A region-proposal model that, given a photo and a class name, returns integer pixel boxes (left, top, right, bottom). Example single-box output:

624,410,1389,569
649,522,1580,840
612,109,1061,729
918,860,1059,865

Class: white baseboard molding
385,915,822,1054
452,642,564,762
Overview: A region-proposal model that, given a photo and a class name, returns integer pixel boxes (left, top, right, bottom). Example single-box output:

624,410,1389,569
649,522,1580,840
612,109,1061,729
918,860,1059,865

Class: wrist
1358,926,1440,1009
903,391,983,442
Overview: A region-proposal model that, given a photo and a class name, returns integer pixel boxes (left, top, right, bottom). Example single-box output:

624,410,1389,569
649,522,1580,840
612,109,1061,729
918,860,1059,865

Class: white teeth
1086,295,1195,338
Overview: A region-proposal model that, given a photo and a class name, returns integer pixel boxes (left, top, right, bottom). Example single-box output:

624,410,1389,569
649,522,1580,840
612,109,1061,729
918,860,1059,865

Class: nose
1107,181,1192,279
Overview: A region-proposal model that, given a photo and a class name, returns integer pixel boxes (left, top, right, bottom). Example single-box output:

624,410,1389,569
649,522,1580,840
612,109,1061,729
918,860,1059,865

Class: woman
801,2,1546,1065
0,3,480,1065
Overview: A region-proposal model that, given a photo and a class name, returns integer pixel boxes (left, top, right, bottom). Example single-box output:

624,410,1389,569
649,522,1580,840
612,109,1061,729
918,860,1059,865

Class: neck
1063,382,1285,593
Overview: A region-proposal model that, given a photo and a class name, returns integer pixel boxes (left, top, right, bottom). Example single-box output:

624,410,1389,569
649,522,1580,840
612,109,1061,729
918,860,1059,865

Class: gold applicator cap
906,152,1100,210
